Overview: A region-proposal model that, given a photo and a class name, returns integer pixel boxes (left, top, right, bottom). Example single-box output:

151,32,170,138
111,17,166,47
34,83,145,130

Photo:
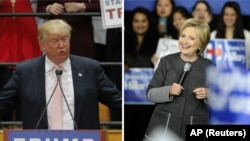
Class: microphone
35,70,61,129
57,71,79,129
178,62,192,85
55,70,62,80
169,63,191,100
35,70,78,129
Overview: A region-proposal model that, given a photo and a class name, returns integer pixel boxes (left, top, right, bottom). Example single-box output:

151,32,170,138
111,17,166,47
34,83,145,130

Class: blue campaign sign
206,66,250,124
204,39,246,69
124,68,154,105
5,130,105,141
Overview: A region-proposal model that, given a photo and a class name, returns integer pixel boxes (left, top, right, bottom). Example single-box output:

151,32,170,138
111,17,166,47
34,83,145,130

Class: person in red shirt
0,0,42,123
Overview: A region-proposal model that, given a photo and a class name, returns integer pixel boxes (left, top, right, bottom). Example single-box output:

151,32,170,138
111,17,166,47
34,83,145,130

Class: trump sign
100,0,122,28
4,130,106,141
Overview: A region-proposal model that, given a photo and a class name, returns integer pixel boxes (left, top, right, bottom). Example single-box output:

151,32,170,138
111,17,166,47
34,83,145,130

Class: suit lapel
70,56,85,126
33,56,48,128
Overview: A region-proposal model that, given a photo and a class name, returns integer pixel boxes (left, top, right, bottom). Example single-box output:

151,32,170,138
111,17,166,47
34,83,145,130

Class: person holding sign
151,6,191,70
210,1,250,68
143,18,214,140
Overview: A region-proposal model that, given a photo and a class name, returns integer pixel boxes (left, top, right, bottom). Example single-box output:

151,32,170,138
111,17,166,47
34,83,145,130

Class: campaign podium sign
124,68,154,105
3,130,107,141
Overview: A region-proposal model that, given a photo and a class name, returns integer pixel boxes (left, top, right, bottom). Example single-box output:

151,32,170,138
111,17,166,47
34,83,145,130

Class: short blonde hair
38,19,72,41
180,18,210,55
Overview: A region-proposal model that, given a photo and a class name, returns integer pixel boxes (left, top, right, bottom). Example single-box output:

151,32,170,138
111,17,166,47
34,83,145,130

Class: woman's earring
196,48,201,54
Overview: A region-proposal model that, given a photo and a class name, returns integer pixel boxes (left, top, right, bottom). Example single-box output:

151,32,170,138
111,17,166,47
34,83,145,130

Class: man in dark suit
0,19,121,129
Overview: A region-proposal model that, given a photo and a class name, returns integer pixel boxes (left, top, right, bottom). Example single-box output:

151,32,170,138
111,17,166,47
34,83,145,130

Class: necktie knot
55,64,61,70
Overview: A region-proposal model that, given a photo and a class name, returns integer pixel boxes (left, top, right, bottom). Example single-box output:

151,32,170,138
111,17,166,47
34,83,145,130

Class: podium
4,130,106,141
0,129,122,141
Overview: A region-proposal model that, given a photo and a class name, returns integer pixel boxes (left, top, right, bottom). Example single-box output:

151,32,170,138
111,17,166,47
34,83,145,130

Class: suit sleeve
96,62,121,110
85,0,100,12
0,70,19,114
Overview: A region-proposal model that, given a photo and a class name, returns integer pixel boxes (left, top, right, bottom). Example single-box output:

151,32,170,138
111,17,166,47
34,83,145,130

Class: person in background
210,1,250,68
124,7,160,141
191,0,216,32
125,7,160,69
153,0,175,37
150,0,175,68
211,1,250,39
30,0,46,27
143,18,214,140
37,0,100,59
0,0,42,123
170,6,191,40
0,19,121,129
151,6,191,69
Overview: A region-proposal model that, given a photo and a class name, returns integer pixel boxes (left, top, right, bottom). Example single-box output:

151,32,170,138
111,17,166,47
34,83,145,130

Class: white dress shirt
45,56,75,129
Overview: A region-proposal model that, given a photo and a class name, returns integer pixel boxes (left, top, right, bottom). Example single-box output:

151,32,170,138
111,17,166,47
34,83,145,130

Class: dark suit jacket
0,55,121,129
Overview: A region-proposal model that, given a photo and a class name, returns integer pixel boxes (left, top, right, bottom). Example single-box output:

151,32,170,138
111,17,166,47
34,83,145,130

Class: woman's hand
193,87,208,99
170,83,184,96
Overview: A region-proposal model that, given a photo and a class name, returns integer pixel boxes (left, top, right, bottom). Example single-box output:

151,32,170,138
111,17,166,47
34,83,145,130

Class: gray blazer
144,52,214,140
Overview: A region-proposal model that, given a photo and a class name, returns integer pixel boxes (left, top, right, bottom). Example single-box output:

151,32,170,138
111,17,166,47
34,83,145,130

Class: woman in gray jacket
144,18,214,140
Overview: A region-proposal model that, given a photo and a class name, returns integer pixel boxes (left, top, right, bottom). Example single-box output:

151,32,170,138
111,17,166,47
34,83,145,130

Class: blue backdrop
124,0,250,16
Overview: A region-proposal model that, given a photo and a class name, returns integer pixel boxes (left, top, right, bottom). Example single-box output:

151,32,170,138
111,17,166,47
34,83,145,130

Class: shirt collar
45,56,71,73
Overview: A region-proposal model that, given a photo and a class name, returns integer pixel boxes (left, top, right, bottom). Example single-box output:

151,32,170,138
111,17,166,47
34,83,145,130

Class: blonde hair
180,18,210,55
38,19,72,41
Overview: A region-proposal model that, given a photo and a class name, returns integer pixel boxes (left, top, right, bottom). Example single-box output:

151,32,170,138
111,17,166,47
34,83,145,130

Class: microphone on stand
56,70,78,129
35,70,78,129
34,70,62,129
